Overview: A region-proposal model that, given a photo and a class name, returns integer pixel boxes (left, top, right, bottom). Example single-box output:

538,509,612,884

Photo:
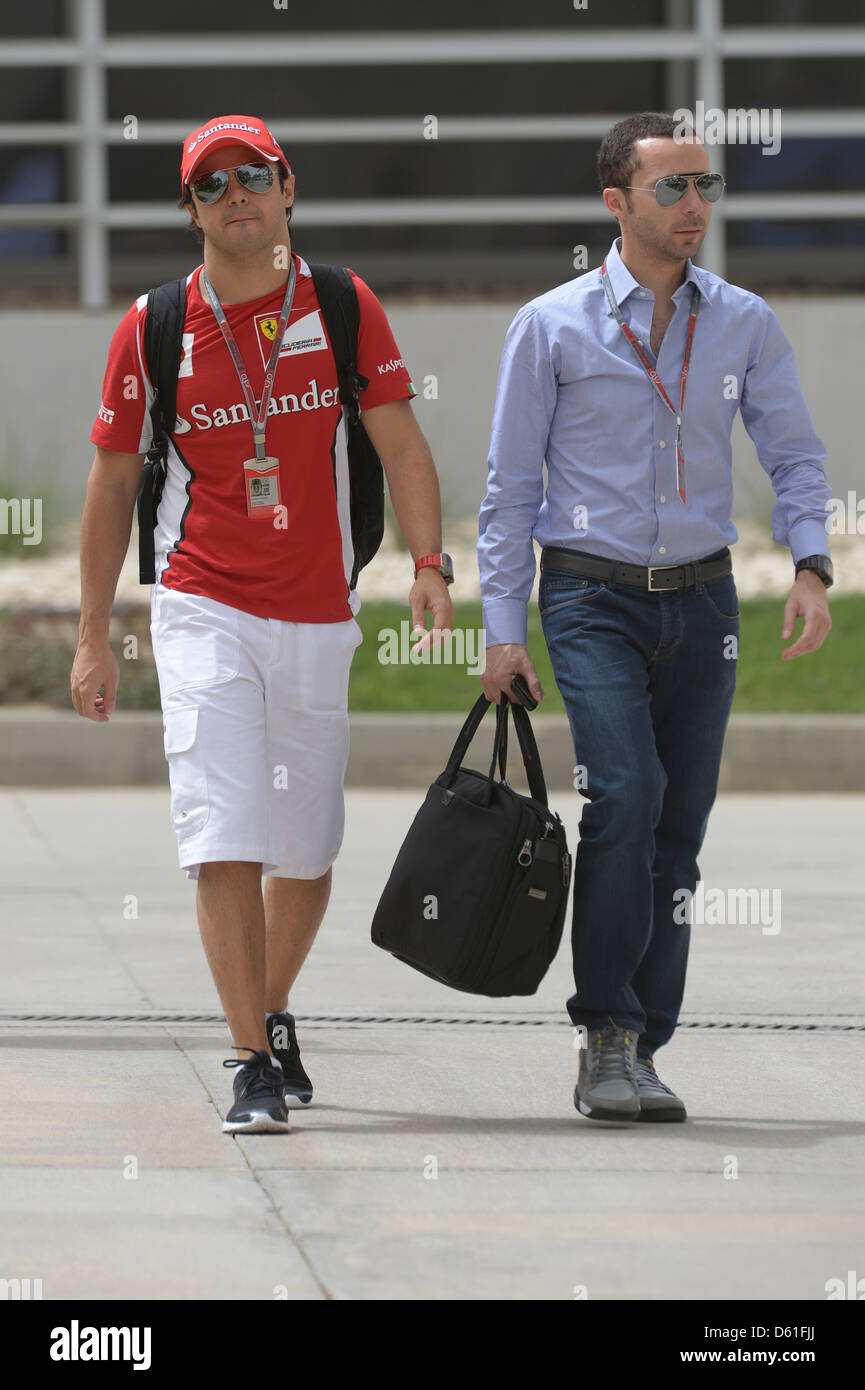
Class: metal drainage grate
0,1011,862,1033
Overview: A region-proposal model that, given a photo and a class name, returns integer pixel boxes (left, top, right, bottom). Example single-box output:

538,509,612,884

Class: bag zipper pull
517,838,533,866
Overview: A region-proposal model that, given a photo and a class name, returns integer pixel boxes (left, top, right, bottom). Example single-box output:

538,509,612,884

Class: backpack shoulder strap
143,276,187,442
307,263,366,423
137,276,187,583
307,261,387,588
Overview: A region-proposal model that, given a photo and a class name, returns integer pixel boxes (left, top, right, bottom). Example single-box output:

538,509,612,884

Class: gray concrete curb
2,707,864,790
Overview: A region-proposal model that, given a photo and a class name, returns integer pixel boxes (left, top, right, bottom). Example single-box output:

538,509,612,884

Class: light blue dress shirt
478,236,833,647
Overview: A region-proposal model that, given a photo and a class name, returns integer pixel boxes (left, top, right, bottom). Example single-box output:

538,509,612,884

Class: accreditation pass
243,456,281,520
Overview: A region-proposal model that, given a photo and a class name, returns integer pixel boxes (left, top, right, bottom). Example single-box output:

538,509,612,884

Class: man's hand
70,638,119,721
409,570,455,652
481,642,544,705
781,570,832,660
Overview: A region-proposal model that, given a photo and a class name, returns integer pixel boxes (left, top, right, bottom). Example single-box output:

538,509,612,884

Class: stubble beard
215,215,273,261
631,211,705,265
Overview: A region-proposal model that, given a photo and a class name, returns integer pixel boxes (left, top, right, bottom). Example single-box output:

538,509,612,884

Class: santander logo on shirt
171,378,340,434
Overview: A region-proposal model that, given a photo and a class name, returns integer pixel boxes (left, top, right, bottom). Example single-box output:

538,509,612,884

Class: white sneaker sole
576,1095,640,1122
222,1112,291,1134
283,1091,313,1108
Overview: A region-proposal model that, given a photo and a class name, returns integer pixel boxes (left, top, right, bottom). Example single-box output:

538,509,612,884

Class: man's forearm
78,475,137,642
383,443,444,562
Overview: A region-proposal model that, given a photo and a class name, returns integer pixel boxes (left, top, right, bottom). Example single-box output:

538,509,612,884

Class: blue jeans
538,558,739,1056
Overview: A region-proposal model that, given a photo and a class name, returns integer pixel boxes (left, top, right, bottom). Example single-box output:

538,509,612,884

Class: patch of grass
348,596,865,714
730,594,865,713
0,606,160,708
0,595,860,713
348,600,558,713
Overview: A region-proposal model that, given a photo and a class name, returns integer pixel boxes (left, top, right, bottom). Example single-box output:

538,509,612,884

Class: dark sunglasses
622,172,726,206
189,162,275,204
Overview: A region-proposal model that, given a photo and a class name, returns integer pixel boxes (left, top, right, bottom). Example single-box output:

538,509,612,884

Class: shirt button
659,495,666,503
659,440,666,448
658,546,667,555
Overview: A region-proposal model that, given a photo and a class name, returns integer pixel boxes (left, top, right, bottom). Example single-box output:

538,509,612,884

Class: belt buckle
647,566,667,591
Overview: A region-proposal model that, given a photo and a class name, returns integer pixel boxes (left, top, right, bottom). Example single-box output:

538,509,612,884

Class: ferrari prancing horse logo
253,308,328,365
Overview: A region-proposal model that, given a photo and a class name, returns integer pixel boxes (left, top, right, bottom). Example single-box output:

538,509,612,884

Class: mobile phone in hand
509,674,538,711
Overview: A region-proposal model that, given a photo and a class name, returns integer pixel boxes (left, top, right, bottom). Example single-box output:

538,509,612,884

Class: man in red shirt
72,115,455,1134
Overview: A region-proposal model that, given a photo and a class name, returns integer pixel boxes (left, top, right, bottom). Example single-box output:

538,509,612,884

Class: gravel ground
0,520,861,612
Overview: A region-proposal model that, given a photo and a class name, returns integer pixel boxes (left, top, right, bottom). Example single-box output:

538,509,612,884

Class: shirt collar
603,236,704,307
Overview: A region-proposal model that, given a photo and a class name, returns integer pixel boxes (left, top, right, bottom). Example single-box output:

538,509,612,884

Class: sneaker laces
223,1048,281,1100
591,1026,635,1082
635,1057,675,1095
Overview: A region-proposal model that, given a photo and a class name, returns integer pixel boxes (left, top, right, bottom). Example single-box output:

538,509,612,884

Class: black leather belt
540,545,732,591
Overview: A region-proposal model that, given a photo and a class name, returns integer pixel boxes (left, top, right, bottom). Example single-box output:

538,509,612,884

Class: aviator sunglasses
189,162,275,204
621,171,726,206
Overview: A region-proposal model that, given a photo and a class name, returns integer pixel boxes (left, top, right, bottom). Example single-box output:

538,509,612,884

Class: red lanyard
201,260,297,462
601,259,700,502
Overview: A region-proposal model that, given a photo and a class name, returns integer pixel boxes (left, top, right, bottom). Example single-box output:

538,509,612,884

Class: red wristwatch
414,552,454,585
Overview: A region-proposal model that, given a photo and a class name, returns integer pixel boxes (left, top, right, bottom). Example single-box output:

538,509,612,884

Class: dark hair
597,112,694,205
178,160,292,243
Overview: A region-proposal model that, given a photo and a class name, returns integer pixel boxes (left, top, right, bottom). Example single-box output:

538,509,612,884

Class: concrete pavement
0,787,863,1300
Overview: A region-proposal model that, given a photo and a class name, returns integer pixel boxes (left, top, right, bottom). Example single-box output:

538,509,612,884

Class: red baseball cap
180,114,291,194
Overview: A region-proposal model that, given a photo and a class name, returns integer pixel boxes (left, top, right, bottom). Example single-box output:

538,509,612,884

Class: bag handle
441,693,494,788
496,698,509,783
441,694,549,806
505,699,549,806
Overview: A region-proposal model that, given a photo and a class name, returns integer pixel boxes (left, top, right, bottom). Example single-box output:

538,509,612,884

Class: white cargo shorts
150,580,363,880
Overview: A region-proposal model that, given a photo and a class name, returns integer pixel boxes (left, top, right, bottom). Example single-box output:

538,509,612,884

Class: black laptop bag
371,694,571,996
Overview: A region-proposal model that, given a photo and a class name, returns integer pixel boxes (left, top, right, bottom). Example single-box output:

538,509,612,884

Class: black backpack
136,262,385,588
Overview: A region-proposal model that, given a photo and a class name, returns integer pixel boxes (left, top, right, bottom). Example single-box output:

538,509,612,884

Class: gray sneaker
635,1056,687,1122
574,1021,640,1121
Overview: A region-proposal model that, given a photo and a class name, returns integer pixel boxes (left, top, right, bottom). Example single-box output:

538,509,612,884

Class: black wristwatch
795,555,834,589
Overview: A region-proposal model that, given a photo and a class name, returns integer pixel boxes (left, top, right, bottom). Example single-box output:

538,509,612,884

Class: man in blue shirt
478,111,833,1124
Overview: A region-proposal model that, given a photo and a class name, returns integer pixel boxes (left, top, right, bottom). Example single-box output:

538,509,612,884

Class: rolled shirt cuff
481,598,529,648
788,519,832,568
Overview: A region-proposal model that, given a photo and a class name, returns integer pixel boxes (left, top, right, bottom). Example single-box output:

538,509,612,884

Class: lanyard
201,260,297,462
601,259,700,502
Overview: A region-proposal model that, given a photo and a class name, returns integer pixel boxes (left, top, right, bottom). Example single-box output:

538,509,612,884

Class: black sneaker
222,1048,291,1134
266,1012,313,1106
